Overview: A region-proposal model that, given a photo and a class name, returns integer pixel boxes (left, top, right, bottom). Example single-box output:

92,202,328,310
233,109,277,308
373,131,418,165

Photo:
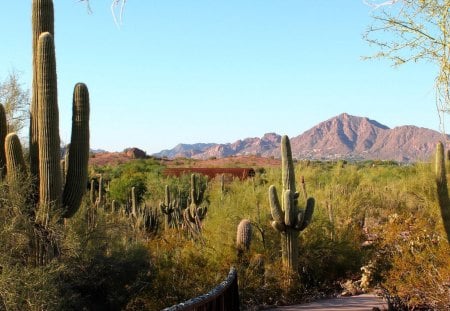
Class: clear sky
0,1,440,154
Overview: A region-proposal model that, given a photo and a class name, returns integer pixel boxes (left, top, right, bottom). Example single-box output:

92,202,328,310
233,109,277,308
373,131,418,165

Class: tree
364,0,450,130
0,71,30,134
80,0,127,26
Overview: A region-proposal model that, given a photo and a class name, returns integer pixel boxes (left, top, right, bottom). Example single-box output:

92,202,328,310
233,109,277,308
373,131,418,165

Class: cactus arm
281,135,296,193
5,133,27,185
62,83,90,218
298,197,315,231
269,185,284,223
165,184,170,206
284,189,297,227
271,220,286,232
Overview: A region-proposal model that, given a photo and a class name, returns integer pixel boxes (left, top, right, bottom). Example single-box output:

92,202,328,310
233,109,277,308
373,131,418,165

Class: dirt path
264,293,388,311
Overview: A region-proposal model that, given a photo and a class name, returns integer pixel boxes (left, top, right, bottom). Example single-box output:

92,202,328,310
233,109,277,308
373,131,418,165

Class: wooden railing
162,267,240,311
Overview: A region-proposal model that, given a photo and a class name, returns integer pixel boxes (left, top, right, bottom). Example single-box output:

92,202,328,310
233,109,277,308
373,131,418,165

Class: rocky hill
152,113,447,163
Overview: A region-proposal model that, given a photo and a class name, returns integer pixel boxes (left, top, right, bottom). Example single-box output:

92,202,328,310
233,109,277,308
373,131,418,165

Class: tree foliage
0,71,29,134
80,0,127,26
364,0,450,130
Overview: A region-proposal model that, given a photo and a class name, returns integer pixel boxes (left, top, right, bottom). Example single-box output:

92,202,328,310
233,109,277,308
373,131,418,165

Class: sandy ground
264,294,388,311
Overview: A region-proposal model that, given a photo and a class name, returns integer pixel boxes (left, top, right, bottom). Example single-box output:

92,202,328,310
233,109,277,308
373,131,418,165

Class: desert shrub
361,164,450,309
0,175,153,311
109,173,147,205
138,234,225,310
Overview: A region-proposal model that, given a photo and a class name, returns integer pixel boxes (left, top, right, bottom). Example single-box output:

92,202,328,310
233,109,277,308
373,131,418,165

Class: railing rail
162,267,240,311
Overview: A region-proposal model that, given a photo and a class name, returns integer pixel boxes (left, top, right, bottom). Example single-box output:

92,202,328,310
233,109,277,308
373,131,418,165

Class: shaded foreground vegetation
0,156,449,310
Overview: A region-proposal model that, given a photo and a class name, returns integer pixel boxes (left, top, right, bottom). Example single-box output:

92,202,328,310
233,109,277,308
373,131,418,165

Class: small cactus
236,219,252,252
183,174,208,239
160,185,177,230
131,186,137,218
5,133,27,186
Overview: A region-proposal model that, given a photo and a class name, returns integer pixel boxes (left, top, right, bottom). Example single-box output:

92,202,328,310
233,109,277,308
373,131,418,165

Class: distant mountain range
152,113,448,163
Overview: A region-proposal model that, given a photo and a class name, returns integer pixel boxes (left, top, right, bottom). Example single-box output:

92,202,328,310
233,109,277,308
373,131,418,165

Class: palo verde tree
79,0,128,26
0,71,30,134
364,0,450,130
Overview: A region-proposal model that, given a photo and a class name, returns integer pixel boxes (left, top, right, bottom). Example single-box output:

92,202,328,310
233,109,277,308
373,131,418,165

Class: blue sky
0,1,439,154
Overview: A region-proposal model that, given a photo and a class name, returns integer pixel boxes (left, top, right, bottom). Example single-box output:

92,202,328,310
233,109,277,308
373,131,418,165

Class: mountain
155,143,217,158
152,113,447,162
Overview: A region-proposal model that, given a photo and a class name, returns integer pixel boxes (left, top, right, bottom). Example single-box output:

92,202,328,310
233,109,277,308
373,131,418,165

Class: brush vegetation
1,157,449,310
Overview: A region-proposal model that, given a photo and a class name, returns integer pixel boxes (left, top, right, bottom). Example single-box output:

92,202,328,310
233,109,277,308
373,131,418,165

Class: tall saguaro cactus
62,84,90,217
37,31,62,211
269,135,315,276
3,0,90,220
31,0,55,191
434,141,450,242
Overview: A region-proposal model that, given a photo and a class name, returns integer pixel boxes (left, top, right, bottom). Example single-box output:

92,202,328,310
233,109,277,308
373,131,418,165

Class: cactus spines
62,83,90,217
268,135,315,276
31,0,54,189
37,31,62,211
236,219,252,252
435,141,450,242
5,133,27,185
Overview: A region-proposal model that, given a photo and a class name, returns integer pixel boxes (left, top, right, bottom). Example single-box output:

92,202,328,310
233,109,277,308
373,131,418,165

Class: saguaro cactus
31,0,55,190
268,135,315,276
62,83,90,217
160,185,175,230
182,174,208,239
37,31,62,211
435,141,450,242
186,174,208,221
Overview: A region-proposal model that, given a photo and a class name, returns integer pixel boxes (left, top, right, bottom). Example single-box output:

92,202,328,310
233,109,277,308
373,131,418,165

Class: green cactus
434,141,450,242
5,133,27,186
236,219,252,253
269,135,315,276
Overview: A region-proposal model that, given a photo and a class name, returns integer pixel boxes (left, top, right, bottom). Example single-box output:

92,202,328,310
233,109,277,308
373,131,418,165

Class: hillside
151,113,447,163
